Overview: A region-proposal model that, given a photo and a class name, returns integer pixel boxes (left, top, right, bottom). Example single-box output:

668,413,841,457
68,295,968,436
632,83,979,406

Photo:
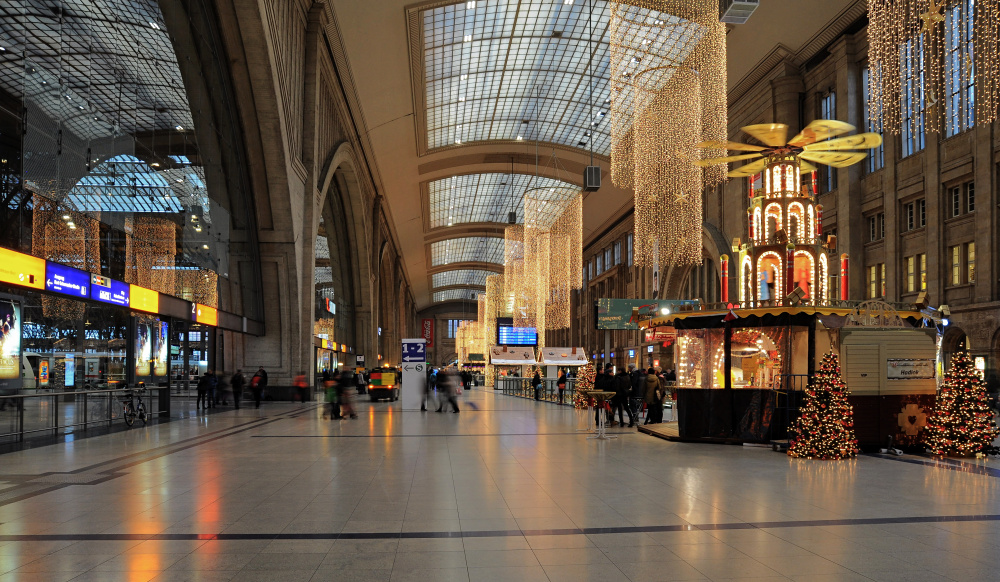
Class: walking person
339,368,357,419
436,367,460,413
293,372,308,403
251,367,268,409
323,373,338,419
231,369,245,409
614,367,636,427
196,370,211,410
557,369,567,404
643,368,662,424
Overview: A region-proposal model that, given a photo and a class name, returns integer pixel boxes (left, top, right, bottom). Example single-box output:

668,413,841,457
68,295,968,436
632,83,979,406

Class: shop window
951,245,961,285
901,36,926,157
968,242,976,283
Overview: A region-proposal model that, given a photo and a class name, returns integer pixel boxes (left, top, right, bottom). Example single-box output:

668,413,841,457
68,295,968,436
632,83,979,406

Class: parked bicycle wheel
123,402,136,427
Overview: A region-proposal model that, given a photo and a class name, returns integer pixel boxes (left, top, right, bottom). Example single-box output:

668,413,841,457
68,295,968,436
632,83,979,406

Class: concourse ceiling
328,0,856,309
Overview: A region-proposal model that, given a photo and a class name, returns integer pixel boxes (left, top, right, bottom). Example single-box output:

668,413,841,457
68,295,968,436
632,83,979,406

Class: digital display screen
498,326,538,346
90,274,130,306
0,300,21,381
45,263,90,298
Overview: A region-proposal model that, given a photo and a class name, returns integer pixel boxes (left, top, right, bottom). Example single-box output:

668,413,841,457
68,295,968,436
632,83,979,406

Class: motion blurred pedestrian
339,369,357,419
436,367,460,413
614,367,635,428
294,372,308,403
231,369,245,409
251,367,267,409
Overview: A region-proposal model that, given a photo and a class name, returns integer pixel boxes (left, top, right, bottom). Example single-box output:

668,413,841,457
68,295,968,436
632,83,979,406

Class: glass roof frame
431,269,495,289
430,236,505,267
428,171,578,229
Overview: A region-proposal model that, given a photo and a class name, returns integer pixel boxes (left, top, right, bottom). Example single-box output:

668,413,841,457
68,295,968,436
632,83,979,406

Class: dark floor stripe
867,452,1000,478
1,513,998,542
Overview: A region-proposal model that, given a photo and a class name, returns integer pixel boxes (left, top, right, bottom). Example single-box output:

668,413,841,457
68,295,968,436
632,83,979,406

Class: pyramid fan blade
798,151,868,168
799,160,818,173
694,140,768,152
787,119,856,147
727,158,769,178
741,124,788,147
801,132,883,151
694,153,762,167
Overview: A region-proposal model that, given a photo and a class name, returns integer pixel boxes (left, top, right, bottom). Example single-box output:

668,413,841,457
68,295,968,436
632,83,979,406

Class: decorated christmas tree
923,350,999,457
573,362,596,409
788,351,859,460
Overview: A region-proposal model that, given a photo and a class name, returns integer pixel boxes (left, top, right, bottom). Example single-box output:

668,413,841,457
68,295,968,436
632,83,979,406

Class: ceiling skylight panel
432,269,493,289
434,289,481,302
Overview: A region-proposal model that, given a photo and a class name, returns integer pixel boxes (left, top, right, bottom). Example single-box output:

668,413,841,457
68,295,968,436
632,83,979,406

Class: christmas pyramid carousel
638,120,938,449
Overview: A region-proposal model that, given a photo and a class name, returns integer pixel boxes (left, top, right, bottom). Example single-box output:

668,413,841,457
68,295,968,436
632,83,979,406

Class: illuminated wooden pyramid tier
696,119,883,307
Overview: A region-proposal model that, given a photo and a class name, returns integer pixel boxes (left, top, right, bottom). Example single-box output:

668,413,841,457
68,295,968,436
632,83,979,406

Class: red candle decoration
840,253,849,301
720,254,729,304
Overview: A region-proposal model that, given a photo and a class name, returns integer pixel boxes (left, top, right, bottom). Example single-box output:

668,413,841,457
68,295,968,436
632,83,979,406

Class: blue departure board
498,326,538,346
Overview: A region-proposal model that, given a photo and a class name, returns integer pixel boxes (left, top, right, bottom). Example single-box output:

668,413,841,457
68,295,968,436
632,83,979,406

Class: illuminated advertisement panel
130,285,159,314
90,274,129,306
45,263,90,298
0,249,45,290
135,322,152,377
194,304,218,326
0,300,21,384
153,321,168,377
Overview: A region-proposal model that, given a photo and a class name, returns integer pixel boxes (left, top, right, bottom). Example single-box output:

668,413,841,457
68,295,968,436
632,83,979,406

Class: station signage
45,263,89,298
130,285,160,314
90,274,129,306
194,303,218,326
0,248,45,290
887,358,935,380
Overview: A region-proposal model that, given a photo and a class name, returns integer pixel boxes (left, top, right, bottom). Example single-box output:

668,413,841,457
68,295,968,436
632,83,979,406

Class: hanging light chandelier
609,0,727,269
867,0,999,135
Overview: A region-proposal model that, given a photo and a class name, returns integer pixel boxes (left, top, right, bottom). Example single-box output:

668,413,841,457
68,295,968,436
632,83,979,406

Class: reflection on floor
0,389,997,581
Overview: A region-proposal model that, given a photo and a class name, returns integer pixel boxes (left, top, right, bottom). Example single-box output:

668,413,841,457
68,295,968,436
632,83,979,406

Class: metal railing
0,387,165,443
496,377,577,405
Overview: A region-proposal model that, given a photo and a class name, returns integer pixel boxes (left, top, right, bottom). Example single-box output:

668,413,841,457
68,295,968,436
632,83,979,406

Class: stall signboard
490,346,535,365
194,304,218,326
644,326,677,343
0,300,21,384
596,299,699,330
91,274,129,306
421,318,434,347
356,355,365,366
130,285,160,314
45,263,89,298
539,347,588,366
0,248,45,290
887,359,935,380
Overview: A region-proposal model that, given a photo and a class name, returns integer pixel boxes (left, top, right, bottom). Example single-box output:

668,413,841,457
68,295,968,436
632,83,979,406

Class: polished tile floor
0,389,998,581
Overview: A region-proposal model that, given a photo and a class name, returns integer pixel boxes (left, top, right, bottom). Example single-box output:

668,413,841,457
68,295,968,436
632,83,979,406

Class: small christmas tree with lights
923,350,999,457
788,351,859,460
573,362,596,409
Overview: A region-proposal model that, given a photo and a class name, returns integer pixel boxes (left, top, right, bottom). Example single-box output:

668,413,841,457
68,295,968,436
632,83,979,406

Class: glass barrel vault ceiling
421,0,699,154
434,289,482,303
429,172,578,228
431,269,494,289
423,0,613,153
431,236,505,267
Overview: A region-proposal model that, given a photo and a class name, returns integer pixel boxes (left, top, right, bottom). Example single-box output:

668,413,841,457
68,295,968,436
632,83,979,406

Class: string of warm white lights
609,0,726,268
32,196,101,321
868,0,999,135
125,217,177,296
484,274,505,385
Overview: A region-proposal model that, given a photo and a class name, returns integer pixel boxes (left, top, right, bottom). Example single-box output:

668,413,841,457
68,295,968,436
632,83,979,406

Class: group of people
423,366,461,412
592,364,676,427
196,367,269,410
321,368,362,419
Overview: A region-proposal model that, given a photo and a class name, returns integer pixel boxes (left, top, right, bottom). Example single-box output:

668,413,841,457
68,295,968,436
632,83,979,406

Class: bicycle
118,386,148,427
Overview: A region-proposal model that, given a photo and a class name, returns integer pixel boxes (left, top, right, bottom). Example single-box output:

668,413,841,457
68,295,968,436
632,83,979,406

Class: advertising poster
135,322,152,377
64,354,75,387
39,360,49,385
0,300,21,385
153,321,168,377
421,318,434,347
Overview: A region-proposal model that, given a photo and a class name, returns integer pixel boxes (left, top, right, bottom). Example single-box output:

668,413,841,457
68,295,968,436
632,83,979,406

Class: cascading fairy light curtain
608,0,727,269
867,0,999,136
484,274,504,385
504,224,525,324
32,196,101,320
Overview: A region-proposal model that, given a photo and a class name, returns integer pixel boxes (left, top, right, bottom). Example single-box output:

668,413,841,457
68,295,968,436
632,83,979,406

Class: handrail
0,387,161,399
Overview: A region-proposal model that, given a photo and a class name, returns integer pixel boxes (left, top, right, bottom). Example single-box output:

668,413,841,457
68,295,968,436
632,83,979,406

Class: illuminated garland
787,351,859,460
609,0,727,268
923,349,1000,457
868,0,999,135
125,216,176,296
31,196,100,321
